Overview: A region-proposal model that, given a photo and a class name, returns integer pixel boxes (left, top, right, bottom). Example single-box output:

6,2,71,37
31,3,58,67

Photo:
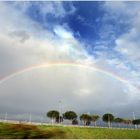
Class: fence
0,112,139,130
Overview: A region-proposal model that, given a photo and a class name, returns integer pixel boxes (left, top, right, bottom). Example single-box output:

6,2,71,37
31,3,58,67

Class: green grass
0,122,140,139
39,125,140,139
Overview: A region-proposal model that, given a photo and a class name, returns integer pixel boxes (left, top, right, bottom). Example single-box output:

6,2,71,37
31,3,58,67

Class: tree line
46,110,140,128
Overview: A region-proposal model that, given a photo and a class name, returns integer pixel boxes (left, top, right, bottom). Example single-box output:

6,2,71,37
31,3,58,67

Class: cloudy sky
0,1,140,118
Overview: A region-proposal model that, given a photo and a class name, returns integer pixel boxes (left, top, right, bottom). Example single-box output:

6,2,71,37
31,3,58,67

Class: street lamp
5,112,7,122
29,113,32,123
59,100,61,124
40,116,43,125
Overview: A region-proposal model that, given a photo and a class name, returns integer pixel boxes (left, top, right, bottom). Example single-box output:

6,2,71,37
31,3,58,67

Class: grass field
0,122,140,139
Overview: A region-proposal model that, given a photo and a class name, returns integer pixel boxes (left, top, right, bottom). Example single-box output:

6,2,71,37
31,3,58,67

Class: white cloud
12,1,76,18
54,25,74,39
0,2,88,75
115,28,140,67
103,1,140,17
96,1,140,87
109,2,140,88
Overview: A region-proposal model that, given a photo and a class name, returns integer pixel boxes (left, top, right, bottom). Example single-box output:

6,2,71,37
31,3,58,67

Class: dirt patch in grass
0,123,65,139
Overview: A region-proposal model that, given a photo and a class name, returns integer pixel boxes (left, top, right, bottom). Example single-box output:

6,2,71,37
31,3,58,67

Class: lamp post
133,112,137,129
5,112,7,122
40,116,43,125
59,100,61,124
29,113,32,123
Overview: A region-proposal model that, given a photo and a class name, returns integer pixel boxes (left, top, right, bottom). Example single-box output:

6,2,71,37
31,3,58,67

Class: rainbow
0,62,131,86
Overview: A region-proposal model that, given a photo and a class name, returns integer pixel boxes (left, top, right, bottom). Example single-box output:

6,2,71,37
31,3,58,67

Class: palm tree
102,113,114,127
91,115,100,126
80,114,92,126
47,110,59,124
132,119,140,129
63,111,77,124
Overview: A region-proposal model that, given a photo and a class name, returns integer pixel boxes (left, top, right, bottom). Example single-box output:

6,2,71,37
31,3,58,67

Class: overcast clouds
0,1,140,118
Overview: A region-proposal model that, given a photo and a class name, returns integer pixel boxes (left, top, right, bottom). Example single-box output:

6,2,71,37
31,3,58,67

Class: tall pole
5,112,7,122
87,112,90,115
59,100,61,124
29,113,32,123
133,112,135,120
108,114,109,128
40,116,43,125
133,112,137,129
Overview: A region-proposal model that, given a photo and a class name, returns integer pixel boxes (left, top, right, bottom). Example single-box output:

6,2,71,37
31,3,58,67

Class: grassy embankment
0,122,140,139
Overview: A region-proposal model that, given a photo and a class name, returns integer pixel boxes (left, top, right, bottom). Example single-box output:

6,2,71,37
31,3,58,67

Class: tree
114,117,123,127
132,119,140,124
47,110,59,124
80,114,92,126
132,119,140,128
63,111,77,124
91,115,100,126
102,113,114,127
